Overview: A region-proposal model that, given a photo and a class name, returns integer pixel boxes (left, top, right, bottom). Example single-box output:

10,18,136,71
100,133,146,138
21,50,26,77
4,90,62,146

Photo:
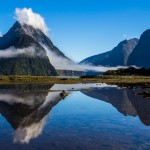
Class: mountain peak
128,29,150,68
141,29,150,35
11,21,46,41
12,21,69,58
0,21,59,76
15,8,49,35
81,38,138,66
0,21,43,49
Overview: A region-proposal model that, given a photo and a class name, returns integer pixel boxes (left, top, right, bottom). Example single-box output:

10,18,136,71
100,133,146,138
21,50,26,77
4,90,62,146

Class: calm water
0,83,150,150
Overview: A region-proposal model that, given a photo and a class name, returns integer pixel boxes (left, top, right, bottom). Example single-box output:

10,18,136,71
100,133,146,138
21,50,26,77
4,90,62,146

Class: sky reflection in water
0,83,150,150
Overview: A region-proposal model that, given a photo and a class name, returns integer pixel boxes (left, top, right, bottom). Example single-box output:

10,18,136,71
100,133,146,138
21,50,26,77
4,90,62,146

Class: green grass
0,75,150,86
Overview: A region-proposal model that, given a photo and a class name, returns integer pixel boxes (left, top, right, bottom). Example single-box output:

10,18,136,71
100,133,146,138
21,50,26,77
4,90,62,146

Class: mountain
81,38,138,66
0,21,84,76
0,21,59,76
22,23,69,58
80,51,111,65
128,29,150,68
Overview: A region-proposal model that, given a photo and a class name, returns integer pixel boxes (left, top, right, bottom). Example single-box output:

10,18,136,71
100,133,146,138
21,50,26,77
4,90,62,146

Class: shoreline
0,75,149,87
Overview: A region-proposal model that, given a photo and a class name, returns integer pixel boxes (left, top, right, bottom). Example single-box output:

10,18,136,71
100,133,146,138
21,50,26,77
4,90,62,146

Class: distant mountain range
81,30,150,68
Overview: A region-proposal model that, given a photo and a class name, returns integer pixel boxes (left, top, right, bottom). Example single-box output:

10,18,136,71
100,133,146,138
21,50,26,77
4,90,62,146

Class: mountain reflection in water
82,87,150,126
0,83,150,149
0,83,102,144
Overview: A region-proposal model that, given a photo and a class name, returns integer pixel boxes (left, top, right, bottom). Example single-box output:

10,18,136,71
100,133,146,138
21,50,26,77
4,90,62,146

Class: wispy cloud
14,8,49,35
0,46,43,58
42,45,127,72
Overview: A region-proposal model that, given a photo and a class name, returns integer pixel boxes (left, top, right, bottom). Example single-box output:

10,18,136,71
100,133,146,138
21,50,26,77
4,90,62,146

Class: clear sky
0,0,150,62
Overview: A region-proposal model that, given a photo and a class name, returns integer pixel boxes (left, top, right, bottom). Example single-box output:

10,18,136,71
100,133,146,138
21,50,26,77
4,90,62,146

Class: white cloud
42,45,128,72
0,46,34,58
0,46,45,58
14,8,48,35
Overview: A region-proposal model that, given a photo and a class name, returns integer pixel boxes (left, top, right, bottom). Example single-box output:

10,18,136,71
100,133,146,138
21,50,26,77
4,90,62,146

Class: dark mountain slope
0,22,58,76
81,38,138,66
128,29,150,68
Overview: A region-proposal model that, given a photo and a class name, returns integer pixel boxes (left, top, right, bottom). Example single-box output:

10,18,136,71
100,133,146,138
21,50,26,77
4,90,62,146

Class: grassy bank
0,75,150,86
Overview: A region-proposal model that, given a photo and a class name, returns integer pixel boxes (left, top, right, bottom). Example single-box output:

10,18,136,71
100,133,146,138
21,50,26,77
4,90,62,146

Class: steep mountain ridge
128,29,150,68
80,51,111,65
0,21,84,76
0,22,60,76
81,38,139,67
22,22,69,58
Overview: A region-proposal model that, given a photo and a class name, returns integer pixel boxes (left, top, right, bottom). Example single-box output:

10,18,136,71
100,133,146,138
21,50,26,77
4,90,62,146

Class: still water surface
0,83,150,150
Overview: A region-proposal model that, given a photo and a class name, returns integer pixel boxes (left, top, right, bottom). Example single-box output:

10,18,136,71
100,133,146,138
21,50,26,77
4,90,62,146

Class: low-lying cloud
42,45,128,72
0,46,36,58
0,46,45,58
14,8,48,35
0,44,129,72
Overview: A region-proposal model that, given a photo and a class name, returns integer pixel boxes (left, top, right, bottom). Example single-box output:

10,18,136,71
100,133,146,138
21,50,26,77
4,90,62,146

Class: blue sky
0,0,150,62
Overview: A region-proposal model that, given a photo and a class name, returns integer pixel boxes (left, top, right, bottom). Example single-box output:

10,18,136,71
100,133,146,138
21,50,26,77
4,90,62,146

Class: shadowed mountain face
0,21,84,76
81,38,138,66
128,29,150,68
82,87,150,126
0,22,59,76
